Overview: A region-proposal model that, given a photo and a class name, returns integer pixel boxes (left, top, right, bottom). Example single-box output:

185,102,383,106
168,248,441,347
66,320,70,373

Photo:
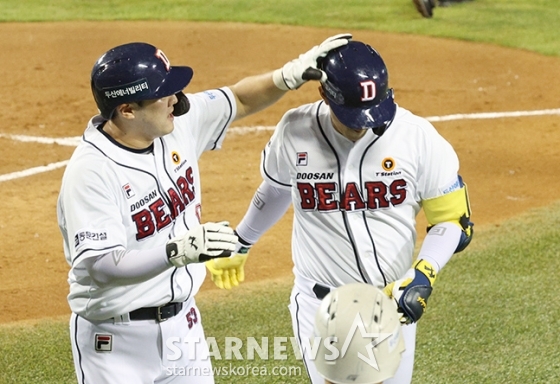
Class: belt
312,284,331,300
129,302,183,322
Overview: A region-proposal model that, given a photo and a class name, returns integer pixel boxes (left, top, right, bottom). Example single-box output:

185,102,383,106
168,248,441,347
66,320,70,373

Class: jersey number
186,307,198,329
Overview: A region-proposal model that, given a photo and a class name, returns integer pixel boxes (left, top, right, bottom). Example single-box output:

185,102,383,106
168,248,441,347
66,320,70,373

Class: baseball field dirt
1,21,559,323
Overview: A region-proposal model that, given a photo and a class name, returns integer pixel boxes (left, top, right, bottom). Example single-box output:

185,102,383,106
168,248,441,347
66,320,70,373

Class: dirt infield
1,21,559,323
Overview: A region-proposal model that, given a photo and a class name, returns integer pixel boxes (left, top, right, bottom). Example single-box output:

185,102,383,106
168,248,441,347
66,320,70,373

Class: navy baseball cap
320,41,396,131
91,42,194,119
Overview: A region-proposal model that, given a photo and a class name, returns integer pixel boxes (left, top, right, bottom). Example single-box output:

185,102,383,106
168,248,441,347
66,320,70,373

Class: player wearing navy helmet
58,36,351,384
222,40,473,383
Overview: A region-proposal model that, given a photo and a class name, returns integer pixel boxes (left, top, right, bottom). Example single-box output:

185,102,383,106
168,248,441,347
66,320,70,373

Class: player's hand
383,259,437,324
205,235,252,289
273,33,352,91
166,221,237,267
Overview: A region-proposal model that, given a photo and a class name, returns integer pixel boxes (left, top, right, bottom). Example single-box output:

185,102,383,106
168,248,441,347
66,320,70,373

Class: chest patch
382,157,395,171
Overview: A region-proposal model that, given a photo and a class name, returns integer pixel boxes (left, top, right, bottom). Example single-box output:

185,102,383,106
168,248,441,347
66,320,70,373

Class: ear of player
205,232,252,290
272,33,352,91
383,259,437,324
166,221,237,267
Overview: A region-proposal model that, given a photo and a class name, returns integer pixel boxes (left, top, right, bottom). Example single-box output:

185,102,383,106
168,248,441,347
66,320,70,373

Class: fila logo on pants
95,334,113,352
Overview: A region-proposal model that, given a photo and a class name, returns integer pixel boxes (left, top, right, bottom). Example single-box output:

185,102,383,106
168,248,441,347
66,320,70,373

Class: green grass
0,320,76,384
2,203,560,383
1,0,560,56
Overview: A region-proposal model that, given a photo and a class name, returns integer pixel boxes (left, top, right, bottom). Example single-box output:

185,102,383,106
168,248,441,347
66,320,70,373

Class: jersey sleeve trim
261,148,291,189
209,88,234,151
73,244,123,265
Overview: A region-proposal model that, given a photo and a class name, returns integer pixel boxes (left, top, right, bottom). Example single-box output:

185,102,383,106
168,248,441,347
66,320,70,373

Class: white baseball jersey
262,100,460,288
57,87,236,321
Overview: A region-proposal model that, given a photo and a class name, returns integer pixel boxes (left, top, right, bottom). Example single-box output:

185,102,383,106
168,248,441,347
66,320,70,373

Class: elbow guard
423,175,473,253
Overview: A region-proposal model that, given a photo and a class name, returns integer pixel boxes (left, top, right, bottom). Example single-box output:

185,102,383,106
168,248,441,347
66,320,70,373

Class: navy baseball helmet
91,42,193,119
320,41,396,132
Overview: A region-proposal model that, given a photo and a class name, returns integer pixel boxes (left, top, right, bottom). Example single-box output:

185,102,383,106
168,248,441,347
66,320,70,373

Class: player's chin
163,116,175,134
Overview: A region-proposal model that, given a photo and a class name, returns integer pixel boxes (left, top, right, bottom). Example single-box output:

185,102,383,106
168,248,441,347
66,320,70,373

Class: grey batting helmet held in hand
319,41,397,135
90,42,193,119
314,283,405,384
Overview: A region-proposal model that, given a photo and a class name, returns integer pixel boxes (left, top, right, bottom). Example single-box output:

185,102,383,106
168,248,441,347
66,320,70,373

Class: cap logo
360,80,376,102
155,49,171,72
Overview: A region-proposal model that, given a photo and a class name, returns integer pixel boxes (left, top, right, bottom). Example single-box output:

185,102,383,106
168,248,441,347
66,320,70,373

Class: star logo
338,313,394,370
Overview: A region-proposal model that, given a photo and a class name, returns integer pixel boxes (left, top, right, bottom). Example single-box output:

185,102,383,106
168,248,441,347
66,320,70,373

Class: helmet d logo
155,49,171,72
360,80,376,102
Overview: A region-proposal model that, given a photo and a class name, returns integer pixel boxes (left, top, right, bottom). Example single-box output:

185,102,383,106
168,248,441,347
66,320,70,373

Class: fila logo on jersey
122,183,135,199
95,334,113,352
296,152,308,166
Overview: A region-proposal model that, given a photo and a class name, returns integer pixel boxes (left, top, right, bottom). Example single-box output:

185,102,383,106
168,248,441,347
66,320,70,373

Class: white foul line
0,133,81,146
1,108,559,183
425,108,560,122
0,160,70,183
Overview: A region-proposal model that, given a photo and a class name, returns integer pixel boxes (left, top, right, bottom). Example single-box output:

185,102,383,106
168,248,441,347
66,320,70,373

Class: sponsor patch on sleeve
442,177,461,194
74,229,109,250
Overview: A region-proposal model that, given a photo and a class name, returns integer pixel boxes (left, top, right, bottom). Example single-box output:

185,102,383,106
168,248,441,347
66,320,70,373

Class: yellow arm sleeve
422,183,472,236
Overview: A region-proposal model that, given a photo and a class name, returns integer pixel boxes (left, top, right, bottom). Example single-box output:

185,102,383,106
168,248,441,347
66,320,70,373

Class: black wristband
234,230,253,247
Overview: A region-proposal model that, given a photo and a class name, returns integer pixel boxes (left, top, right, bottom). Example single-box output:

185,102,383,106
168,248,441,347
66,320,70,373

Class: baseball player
413,0,436,18
227,40,473,383
314,283,405,384
413,0,473,18
57,35,351,384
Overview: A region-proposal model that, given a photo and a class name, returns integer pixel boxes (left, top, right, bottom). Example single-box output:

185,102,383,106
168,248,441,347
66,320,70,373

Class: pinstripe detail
73,314,86,384
315,102,369,283
293,293,313,383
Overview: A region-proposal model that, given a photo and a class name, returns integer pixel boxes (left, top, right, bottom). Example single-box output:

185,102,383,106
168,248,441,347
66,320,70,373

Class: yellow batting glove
205,234,251,289
205,253,248,289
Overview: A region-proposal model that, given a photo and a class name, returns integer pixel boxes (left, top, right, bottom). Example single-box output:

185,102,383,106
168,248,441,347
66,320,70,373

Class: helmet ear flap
373,125,388,136
173,92,190,116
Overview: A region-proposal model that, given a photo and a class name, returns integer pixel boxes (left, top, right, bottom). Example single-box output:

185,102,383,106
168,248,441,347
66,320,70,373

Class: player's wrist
234,230,253,254
272,68,290,91
413,259,437,286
